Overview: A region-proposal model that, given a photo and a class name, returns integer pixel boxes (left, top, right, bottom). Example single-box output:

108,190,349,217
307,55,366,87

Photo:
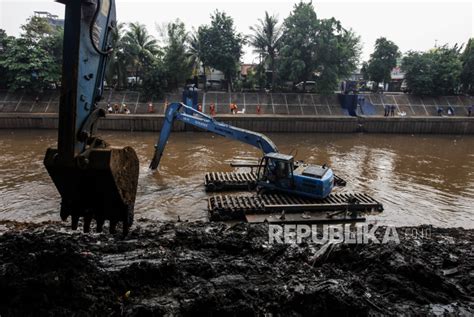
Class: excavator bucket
44,146,139,234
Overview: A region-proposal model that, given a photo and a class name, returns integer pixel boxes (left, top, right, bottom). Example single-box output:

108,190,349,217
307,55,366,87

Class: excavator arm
43,0,139,234
150,103,278,169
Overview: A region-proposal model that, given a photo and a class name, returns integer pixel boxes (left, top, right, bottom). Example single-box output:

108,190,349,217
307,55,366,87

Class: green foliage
106,22,128,88
197,10,244,91
401,51,434,95
402,45,462,95
360,61,369,80
461,38,474,94
122,22,160,82
254,63,267,89
366,37,400,87
315,21,361,94
187,30,204,76
278,2,319,85
278,1,361,94
242,68,258,90
0,17,63,92
140,60,167,100
248,12,282,90
0,29,15,88
163,19,192,90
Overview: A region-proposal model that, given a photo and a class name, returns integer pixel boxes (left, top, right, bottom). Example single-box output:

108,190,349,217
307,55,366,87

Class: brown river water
0,129,473,228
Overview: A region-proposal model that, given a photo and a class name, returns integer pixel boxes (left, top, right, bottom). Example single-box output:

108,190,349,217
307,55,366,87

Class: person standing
230,103,238,114
468,105,472,117
209,103,216,116
256,104,261,115
390,105,396,116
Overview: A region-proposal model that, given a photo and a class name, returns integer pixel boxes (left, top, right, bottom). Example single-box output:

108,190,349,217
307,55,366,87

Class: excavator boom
150,102,278,169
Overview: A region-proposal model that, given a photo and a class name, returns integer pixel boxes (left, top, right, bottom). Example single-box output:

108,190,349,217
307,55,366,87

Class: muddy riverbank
0,220,472,316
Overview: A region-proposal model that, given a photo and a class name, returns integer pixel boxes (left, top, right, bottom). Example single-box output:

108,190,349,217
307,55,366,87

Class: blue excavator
150,102,334,199
44,0,139,233
149,102,384,223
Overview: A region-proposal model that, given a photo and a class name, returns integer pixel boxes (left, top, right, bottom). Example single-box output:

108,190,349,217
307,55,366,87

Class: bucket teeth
44,146,139,235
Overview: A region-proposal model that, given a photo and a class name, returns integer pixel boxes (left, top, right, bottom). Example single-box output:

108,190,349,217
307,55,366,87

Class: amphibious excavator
150,101,383,223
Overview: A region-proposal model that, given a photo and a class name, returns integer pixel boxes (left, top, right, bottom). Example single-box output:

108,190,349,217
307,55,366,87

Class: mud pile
0,220,472,316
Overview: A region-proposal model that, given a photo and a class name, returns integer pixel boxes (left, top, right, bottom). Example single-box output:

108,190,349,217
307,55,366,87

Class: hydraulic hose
89,0,113,56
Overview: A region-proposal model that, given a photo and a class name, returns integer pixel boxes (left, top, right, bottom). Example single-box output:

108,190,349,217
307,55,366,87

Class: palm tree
106,22,128,88
248,12,282,90
122,22,160,84
187,30,207,89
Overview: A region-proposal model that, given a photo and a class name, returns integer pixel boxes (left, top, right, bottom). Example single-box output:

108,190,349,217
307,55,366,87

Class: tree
278,1,361,93
431,45,462,95
197,11,244,92
278,2,319,91
402,45,462,95
188,30,202,73
122,22,160,84
141,60,167,100
106,22,129,88
248,12,282,90
401,51,434,95
0,29,15,88
162,19,192,90
0,16,63,92
360,61,369,80
22,16,63,84
187,30,209,87
461,38,474,94
314,20,360,93
366,37,400,90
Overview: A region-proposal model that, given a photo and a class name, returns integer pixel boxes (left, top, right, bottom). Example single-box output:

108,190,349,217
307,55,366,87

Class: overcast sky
0,0,472,64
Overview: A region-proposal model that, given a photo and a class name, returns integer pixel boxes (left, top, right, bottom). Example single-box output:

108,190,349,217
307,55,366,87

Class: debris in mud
0,220,472,316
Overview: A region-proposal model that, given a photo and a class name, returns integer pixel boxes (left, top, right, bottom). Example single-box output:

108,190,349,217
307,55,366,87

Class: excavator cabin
256,153,334,199
257,153,295,185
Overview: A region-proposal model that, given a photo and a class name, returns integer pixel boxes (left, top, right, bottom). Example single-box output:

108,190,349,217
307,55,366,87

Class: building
34,11,64,28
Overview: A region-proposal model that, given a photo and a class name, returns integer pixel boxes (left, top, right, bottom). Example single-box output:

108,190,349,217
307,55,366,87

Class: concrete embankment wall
1,89,473,117
1,113,473,134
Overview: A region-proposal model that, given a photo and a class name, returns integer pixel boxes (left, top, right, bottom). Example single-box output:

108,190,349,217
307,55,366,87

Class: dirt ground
0,220,472,316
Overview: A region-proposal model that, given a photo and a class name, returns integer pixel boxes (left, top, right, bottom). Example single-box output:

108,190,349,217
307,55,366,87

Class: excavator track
208,192,383,223
205,172,346,192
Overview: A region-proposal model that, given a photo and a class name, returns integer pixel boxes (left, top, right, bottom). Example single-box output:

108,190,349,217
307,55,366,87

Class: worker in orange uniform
230,103,238,114
256,104,261,114
209,103,216,116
